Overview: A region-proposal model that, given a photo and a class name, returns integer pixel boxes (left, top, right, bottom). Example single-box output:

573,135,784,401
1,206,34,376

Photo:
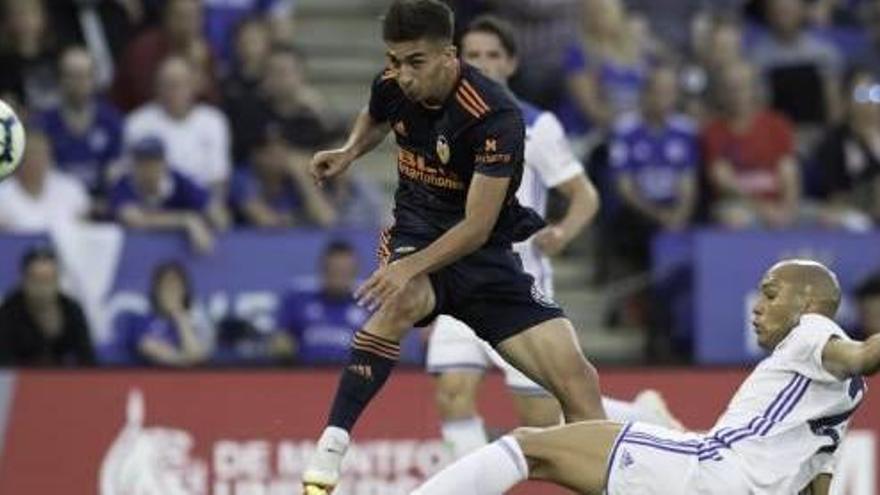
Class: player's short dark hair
856,272,880,299
382,0,454,44
20,245,57,274
149,260,194,312
462,15,518,58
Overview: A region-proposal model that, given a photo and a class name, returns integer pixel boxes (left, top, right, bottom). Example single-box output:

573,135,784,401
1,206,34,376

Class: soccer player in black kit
302,1,606,492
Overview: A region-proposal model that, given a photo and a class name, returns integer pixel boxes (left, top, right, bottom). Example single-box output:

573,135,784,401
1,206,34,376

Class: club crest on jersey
531,284,558,309
436,135,450,164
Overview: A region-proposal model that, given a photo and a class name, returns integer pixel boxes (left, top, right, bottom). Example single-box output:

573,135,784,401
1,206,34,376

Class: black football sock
328,330,400,431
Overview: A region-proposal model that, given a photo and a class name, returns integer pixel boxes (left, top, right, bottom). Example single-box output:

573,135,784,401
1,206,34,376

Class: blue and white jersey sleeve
525,112,584,188
775,314,849,383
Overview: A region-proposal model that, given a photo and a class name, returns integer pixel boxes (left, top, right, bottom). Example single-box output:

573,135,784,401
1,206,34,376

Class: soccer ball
0,99,25,181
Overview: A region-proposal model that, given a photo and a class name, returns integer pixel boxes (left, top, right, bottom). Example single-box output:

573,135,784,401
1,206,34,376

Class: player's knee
384,278,433,326
435,375,478,419
551,358,603,417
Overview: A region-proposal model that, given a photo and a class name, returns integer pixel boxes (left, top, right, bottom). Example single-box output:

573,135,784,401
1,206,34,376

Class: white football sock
441,416,489,459
413,436,528,495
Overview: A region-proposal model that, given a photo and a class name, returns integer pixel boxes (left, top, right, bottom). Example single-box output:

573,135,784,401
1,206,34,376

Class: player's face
460,31,517,84
752,270,806,350
386,39,457,104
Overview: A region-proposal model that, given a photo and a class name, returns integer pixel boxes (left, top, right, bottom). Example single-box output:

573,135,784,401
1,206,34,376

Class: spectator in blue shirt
109,136,217,253
272,241,369,364
120,261,210,367
557,0,652,136
608,65,698,269
39,47,123,200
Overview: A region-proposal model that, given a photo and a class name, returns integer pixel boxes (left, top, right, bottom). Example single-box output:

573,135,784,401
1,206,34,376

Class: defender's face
461,31,516,84
752,270,804,350
386,39,456,103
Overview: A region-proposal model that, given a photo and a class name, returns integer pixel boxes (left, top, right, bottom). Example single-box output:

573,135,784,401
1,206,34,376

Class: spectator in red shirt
112,0,219,112
702,61,802,229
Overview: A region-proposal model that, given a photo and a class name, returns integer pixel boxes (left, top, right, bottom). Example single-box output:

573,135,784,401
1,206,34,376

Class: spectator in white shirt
0,123,90,233
125,55,231,227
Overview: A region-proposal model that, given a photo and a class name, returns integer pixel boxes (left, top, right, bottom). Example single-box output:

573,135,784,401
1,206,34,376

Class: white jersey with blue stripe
704,314,866,493
513,100,583,296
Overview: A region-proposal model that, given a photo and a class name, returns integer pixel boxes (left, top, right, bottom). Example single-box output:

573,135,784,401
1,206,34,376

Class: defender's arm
822,334,880,379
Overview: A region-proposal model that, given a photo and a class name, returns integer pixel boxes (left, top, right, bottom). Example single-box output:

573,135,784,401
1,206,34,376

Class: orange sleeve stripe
457,87,488,115
455,93,485,119
461,80,491,113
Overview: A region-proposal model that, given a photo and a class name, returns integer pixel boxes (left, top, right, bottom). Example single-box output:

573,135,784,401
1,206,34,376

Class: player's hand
309,148,354,186
534,225,568,256
354,260,415,311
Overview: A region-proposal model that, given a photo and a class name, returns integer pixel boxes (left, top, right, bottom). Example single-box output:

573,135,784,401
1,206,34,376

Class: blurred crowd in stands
1,0,880,366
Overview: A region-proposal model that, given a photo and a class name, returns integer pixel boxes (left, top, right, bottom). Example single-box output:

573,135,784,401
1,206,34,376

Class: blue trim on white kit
507,384,553,397
604,422,633,494
426,363,488,375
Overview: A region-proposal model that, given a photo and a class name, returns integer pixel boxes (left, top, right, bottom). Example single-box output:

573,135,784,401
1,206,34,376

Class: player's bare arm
534,174,597,256
355,172,510,310
309,107,391,185
822,332,880,379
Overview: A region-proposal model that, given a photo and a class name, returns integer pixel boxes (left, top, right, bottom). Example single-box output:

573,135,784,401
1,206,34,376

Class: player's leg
426,315,491,458
485,344,563,426
413,420,623,495
434,372,487,456
511,394,562,426
488,340,684,428
496,317,606,422
303,273,435,491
